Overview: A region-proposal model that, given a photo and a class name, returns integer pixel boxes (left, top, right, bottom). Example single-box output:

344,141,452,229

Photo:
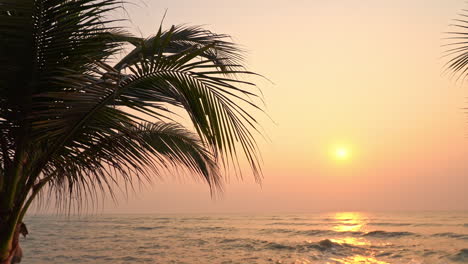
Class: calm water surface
21,212,468,263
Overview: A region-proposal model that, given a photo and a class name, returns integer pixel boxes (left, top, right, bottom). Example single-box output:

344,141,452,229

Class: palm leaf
444,10,468,82
40,122,220,211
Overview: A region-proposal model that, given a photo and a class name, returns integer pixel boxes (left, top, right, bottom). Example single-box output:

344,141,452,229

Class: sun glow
334,147,350,160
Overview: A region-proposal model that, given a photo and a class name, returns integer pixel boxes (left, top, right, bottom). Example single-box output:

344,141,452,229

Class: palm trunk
0,219,23,264
0,149,30,264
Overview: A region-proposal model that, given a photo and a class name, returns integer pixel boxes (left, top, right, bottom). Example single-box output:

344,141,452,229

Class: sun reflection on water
329,255,390,264
331,212,369,246
327,213,389,264
332,212,369,232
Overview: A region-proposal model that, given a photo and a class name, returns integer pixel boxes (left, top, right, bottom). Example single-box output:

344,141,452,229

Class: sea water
21,212,468,263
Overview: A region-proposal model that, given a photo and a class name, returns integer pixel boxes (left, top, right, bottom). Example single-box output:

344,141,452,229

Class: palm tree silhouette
0,1,264,263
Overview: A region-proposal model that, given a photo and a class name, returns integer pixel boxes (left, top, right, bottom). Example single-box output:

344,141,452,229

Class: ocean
21,212,468,263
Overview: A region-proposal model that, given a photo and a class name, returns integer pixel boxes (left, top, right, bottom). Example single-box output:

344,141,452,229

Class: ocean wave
412,223,444,227
376,251,393,257
259,228,296,234
219,238,269,251
298,239,344,252
301,229,363,237
368,222,412,227
432,232,468,240
152,217,171,220
363,230,416,238
137,244,169,250
300,230,339,236
296,239,367,254
196,226,234,232
259,228,364,237
178,226,235,233
268,222,319,226
450,249,468,262
266,242,296,250
134,226,166,231
422,250,438,257
218,237,363,254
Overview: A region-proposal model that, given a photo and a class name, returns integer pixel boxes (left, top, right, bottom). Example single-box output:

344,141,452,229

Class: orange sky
100,0,468,213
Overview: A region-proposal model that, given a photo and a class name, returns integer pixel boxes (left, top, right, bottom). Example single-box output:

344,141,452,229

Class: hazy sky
97,0,468,213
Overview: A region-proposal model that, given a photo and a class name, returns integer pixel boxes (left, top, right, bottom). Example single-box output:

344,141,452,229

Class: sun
334,147,350,160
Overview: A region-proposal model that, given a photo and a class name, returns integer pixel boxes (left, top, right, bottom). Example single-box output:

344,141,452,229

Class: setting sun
334,147,350,160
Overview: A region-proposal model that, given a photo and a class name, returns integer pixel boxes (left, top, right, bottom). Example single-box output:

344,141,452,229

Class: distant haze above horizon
38,0,468,214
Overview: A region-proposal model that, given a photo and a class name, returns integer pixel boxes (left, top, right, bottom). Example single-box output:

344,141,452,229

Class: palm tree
445,10,468,81
0,1,264,263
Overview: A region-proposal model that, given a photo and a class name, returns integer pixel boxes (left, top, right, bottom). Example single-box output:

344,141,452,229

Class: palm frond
32,25,263,186
115,25,244,72
42,121,220,211
115,26,264,179
444,10,468,82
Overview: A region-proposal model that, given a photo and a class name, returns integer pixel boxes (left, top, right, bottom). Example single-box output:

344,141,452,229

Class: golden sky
103,0,468,213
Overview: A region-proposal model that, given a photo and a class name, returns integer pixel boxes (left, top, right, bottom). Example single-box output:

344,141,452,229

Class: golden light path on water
329,255,390,264
332,212,368,232
327,212,390,264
